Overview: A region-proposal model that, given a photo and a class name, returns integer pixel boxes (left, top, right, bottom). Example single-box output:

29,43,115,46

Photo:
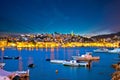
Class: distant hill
91,32,120,39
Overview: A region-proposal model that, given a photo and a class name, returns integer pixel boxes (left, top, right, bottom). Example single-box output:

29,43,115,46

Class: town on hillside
0,32,120,48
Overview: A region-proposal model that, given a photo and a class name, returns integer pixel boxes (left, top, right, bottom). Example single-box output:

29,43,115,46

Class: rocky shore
112,63,120,80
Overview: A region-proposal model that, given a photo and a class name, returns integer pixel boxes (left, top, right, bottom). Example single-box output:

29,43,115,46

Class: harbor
0,0,120,79
0,47,119,80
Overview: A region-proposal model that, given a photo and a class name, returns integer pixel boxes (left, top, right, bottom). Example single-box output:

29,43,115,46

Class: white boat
50,60,67,64
0,63,5,68
63,60,88,67
15,69,29,77
93,48,109,53
108,48,120,53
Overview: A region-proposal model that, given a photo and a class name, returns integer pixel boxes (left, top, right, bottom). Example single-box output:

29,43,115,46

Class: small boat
108,48,120,53
72,52,100,61
3,56,20,60
0,63,5,68
93,48,109,53
15,69,29,76
28,63,35,68
50,60,67,64
63,60,88,67
46,58,51,61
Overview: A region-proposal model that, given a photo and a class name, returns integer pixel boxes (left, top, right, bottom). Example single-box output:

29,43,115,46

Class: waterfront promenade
0,40,119,48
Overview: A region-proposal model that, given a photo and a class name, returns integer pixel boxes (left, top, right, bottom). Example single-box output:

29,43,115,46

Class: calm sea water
0,47,119,80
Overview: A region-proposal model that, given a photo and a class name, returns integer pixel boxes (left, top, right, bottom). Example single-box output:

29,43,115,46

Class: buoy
55,70,58,73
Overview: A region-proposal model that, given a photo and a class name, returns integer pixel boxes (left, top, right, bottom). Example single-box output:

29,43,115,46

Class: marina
0,47,118,80
0,0,120,79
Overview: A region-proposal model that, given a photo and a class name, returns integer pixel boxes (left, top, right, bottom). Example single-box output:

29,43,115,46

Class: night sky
0,0,120,35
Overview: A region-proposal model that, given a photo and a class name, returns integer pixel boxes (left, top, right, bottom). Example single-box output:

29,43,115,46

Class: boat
48,59,89,67
28,63,35,68
108,48,120,53
3,56,20,60
72,52,100,61
0,63,5,68
14,69,29,77
50,60,67,64
93,48,109,53
46,58,51,61
63,60,88,67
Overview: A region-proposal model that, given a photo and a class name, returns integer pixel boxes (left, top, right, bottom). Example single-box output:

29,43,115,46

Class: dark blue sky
0,0,120,35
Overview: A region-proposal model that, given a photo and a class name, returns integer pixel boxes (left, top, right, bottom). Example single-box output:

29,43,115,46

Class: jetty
0,68,29,80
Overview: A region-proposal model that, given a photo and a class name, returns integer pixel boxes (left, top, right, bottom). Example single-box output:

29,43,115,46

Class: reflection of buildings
1,48,4,63
56,48,59,59
18,48,23,71
87,61,92,70
63,48,65,59
28,56,33,65
19,57,23,71
45,48,48,52
67,49,73,60
50,48,54,60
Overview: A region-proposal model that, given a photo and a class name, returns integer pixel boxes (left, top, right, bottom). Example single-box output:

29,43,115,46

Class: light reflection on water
0,47,118,80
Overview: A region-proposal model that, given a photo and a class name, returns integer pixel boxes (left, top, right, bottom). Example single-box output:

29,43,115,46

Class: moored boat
50,60,67,64
14,69,29,77
3,56,20,60
108,48,120,53
63,60,88,67
93,48,109,53
0,63,5,68
72,52,100,61
28,63,35,68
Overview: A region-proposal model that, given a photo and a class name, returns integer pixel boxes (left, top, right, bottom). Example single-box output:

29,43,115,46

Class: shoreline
0,41,120,49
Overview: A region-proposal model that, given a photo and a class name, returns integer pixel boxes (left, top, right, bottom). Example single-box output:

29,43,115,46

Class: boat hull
108,48,120,53
93,50,108,53
72,56,100,61
93,48,109,53
3,56,20,60
50,60,67,64
63,63,79,67
77,57,100,61
63,60,88,67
